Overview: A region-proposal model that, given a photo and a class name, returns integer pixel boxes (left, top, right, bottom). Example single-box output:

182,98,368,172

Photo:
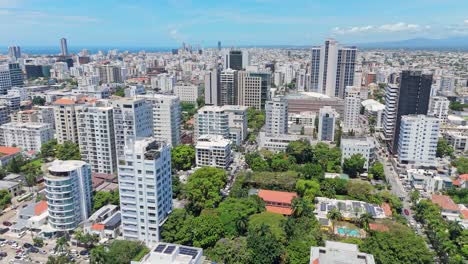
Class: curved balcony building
44,160,92,231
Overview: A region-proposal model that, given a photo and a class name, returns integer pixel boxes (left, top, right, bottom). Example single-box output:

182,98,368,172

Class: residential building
8,46,21,61
0,122,54,151
383,84,399,141
428,96,450,124
361,99,385,130
0,180,22,197
97,65,122,84
257,132,310,152
220,69,237,106
343,86,362,132
444,130,468,152
8,63,23,87
318,106,338,142
431,194,460,219
76,102,117,174
174,83,201,104
134,243,203,264
195,135,232,169
54,98,80,144
389,71,432,153
204,69,219,106
341,137,375,169
194,106,229,142
257,189,298,216
0,146,21,167
0,94,20,113
111,98,153,159
118,138,172,247
139,94,181,147
310,241,375,264
237,71,271,110
84,205,121,240
265,96,288,136
0,105,9,125
0,64,12,95
310,39,357,98
44,160,93,231
397,115,439,165
223,50,246,70
288,111,316,127
223,105,248,142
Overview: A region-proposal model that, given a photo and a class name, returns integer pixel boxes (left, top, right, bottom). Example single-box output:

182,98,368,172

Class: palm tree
292,197,313,218
236,215,248,235
90,245,107,264
447,220,462,241
358,213,374,232
54,236,69,253
327,208,343,232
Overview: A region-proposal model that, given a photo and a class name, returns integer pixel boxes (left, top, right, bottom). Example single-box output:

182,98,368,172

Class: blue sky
1,0,468,47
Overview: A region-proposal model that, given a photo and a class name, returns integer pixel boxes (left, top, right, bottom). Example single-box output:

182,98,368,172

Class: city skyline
1,0,468,47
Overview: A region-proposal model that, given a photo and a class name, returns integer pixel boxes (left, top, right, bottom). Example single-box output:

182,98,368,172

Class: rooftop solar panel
180,247,199,259
164,245,176,254
154,244,166,253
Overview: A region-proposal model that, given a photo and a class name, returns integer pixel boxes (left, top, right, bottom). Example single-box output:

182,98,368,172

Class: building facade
265,96,288,136
195,135,232,169
54,98,80,144
341,137,375,169
318,106,338,142
343,86,362,132
0,122,54,151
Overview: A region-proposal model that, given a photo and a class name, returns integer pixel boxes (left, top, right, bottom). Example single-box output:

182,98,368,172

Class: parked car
404,209,410,216
79,250,89,256
0,252,7,257
0,228,8,234
2,221,12,226
23,243,32,249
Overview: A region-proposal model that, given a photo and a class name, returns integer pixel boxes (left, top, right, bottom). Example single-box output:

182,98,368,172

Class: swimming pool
337,227,360,237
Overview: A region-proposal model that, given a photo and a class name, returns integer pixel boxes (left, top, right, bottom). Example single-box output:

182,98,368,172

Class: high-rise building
76,102,117,174
54,98,80,144
194,106,229,142
265,96,288,136
45,160,93,231
8,63,23,87
428,96,450,125
389,71,432,153
97,65,122,84
237,71,271,110
0,122,54,151
60,37,69,56
223,105,248,143
310,39,357,98
25,65,44,79
343,86,362,132
173,83,202,104
228,50,243,70
318,106,338,142
139,94,181,147
0,64,12,95
220,69,237,106
111,98,153,159
397,115,439,165
8,46,21,61
218,41,222,51
341,137,375,169
204,69,219,106
383,84,399,142
118,138,172,247
196,135,232,169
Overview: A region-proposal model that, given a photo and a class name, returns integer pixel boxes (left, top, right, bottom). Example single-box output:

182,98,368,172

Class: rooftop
54,98,76,105
431,194,459,212
0,146,21,156
310,241,375,264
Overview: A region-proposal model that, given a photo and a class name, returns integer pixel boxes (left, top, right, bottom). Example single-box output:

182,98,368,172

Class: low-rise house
0,180,22,197
315,197,388,221
12,200,48,232
256,189,298,216
0,146,22,167
431,194,460,220
83,204,121,240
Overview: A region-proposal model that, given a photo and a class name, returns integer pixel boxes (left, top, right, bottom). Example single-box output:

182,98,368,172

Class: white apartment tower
139,94,181,147
318,106,338,142
173,83,201,104
382,84,399,141
54,98,80,144
311,39,357,98
111,98,153,159
0,64,12,95
223,105,248,143
118,138,172,247
220,69,237,106
428,96,450,125
76,102,117,174
194,106,230,142
45,160,93,231
397,115,440,165
195,135,232,169
0,122,54,151
341,137,375,169
265,96,288,136
343,86,362,132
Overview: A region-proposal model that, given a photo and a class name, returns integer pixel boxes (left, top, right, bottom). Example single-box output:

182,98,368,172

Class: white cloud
333,22,425,35
465,20,468,24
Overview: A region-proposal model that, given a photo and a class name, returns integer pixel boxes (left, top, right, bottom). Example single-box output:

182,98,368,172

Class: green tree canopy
286,140,313,164
453,157,468,174
90,240,149,264
248,211,286,243
295,179,321,200
216,196,265,237
343,154,366,178
436,139,454,158
40,139,58,160
186,167,227,215
299,163,324,180
369,162,385,180
192,213,225,248
208,237,250,264
56,141,81,160
247,224,284,264
160,208,194,245
171,145,196,171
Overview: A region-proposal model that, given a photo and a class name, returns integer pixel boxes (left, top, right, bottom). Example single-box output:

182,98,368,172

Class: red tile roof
382,203,392,217
265,206,293,215
459,174,468,181
54,98,75,105
369,223,389,232
0,146,21,156
91,224,105,231
258,189,298,204
432,194,459,211
461,209,468,219
34,201,48,216
453,179,461,186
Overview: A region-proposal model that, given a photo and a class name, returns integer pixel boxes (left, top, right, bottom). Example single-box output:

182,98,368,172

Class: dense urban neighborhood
0,18,468,264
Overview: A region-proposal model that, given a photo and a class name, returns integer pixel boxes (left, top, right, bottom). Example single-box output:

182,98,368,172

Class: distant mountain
357,37,468,50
